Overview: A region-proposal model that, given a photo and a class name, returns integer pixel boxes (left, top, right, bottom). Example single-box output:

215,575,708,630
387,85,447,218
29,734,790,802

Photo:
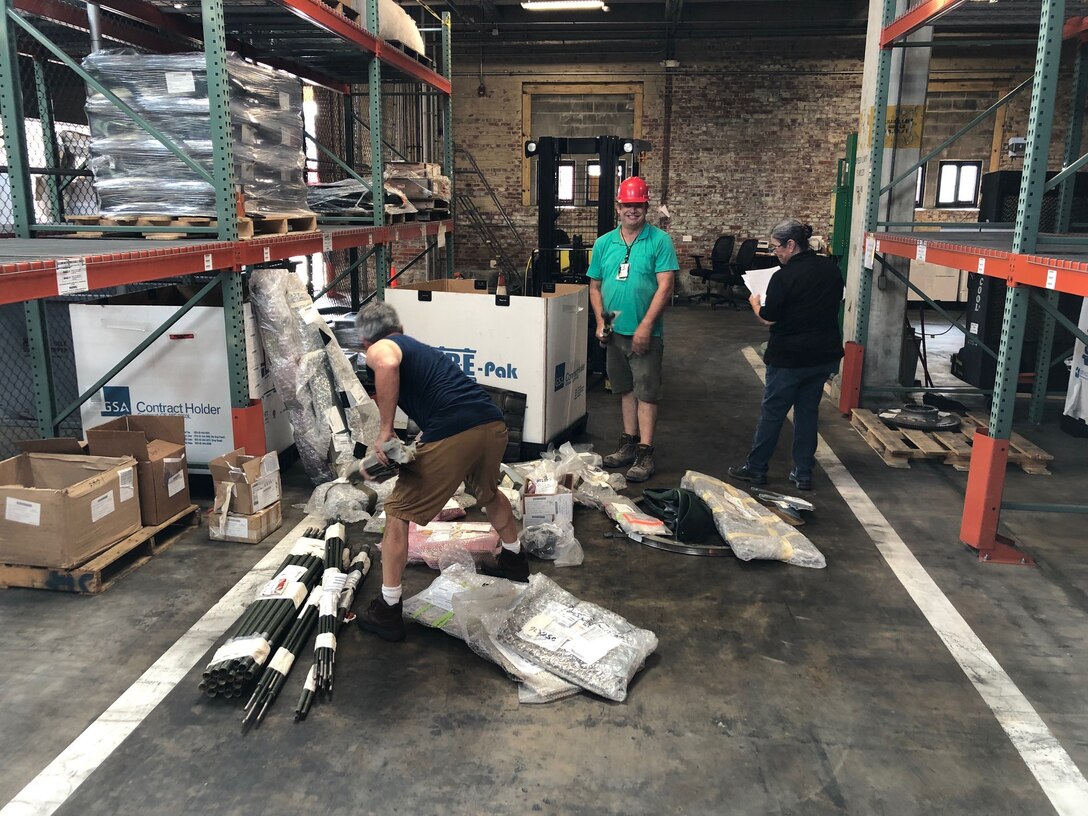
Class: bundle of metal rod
294,665,318,721
315,546,372,696
325,521,347,571
242,585,322,729
199,528,327,699
313,525,349,698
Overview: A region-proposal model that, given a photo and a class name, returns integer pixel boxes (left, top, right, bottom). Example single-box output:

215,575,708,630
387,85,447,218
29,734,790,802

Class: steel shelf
0,221,453,305
98,0,451,94
869,230,1088,297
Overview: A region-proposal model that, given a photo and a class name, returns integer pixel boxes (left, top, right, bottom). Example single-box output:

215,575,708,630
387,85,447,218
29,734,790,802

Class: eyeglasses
769,242,784,250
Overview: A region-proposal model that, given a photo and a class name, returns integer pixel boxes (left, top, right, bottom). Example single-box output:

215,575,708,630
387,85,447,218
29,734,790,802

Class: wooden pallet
319,0,359,23
849,409,1053,474
64,212,317,241
0,505,200,594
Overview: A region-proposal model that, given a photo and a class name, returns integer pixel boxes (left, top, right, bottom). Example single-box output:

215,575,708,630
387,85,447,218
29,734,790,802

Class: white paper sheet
741,266,780,306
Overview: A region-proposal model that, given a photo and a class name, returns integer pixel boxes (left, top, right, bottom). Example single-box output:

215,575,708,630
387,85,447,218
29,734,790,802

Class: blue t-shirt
586,224,678,337
377,334,502,443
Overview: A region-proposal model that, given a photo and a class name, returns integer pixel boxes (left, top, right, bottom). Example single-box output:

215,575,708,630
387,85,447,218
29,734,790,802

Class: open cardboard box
0,453,142,568
86,415,190,526
208,448,281,515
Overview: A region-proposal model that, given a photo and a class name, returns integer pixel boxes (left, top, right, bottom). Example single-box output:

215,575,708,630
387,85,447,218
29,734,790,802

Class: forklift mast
525,136,651,297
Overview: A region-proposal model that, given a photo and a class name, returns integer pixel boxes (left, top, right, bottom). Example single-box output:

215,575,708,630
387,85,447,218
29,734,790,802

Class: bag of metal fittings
640,488,715,543
521,521,584,567
493,574,658,702
680,470,826,569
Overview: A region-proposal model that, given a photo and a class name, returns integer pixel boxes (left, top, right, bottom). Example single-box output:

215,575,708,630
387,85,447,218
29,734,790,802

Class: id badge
617,263,630,281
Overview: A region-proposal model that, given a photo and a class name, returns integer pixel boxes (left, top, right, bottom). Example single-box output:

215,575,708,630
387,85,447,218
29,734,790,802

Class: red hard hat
617,176,649,204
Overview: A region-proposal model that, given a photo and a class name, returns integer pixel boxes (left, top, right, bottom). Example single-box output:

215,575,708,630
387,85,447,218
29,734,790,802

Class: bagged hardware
521,521,584,567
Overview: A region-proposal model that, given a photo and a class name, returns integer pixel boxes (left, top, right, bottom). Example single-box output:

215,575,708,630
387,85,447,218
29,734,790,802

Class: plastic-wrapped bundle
82,49,308,216
493,574,658,702
250,268,379,484
307,178,417,217
404,521,500,568
680,470,826,569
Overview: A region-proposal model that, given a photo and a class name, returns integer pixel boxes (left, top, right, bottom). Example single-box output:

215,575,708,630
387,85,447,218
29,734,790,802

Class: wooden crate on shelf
848,409,1053,474
0,505,200,594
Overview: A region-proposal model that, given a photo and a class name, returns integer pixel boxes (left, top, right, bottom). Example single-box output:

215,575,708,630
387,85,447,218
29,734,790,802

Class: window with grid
935,160,981,208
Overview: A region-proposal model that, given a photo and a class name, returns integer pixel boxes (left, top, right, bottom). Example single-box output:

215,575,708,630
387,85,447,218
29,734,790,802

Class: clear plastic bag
405,521,500,568
521,521,583,567
603,496,670,538
680,470,826,569
303,480,376,523
493,574,658,702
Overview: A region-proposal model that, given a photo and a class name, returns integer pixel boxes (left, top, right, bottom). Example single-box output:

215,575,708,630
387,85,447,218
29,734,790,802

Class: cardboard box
16,438,88,455
208,501,282,544
386,280,589,446
521,482,574,528
86,415,191,526
209,448,281,515
0,453,142,568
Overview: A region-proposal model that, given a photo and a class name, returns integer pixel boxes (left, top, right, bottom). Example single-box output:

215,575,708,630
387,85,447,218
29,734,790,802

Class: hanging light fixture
521,1,608,11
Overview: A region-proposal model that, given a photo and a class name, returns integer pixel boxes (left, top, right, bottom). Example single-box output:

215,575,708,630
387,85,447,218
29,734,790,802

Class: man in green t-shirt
587,176,678,482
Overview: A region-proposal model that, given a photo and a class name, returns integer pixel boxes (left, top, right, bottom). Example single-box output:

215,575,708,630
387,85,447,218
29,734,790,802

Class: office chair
709,237,758,310
685,234,735,306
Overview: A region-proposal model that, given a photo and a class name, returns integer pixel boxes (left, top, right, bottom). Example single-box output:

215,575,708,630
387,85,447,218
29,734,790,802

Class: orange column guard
839,341,864,416
960,429,1033,565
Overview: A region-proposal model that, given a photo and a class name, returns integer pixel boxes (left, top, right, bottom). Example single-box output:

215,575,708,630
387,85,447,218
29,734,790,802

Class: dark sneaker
728,465,767,486
358,597,405,642
788,472,813,491
625,444,655,483
602,433,639,468
481,546,530,583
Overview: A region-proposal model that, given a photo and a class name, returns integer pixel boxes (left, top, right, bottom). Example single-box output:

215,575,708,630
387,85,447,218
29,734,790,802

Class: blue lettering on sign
436,345,518,381
553,361,586,392
101,385,132,416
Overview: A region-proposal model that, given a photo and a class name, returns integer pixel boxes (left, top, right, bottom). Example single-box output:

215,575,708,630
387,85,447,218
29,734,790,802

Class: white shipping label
518,613,569,652
259,453,280,476
262,564,307,596
164,71,196,94
56,257,89,295
167,470,186,497
323,232,333,253
252,475,281,510
118,466,135,502
1046,269,1058,290
864,235,876,268
224,515,250,539
977,258,986,275
5,497,41,526
915,242,927,262
565,626,624,666
90,490,116,523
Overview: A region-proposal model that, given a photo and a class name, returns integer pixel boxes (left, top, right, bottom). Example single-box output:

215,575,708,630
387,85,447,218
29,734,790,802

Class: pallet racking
0,0,454,456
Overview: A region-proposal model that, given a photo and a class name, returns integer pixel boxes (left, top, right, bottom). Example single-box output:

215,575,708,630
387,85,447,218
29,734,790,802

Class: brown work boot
625,444,655,483
357,597,405,642
602,433,639,468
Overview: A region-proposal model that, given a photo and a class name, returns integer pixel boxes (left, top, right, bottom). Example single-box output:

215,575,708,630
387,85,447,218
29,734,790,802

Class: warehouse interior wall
451,39,1088,293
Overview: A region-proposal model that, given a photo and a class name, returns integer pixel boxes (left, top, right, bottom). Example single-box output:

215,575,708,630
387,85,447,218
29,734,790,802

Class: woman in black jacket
728,219,844,491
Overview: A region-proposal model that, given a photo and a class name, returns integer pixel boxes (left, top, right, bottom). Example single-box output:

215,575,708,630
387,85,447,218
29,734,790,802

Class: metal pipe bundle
242,585,322,728
199,528,326,699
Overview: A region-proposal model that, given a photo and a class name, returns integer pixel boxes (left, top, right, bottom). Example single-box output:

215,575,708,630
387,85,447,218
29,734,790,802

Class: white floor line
741,347,1088,816
0,515,326,816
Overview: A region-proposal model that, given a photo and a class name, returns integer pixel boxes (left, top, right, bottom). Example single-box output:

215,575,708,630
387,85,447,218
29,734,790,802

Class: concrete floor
2,305,1087,816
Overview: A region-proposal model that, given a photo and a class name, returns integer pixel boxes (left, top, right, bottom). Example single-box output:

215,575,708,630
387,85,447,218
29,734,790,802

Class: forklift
524,135,651,372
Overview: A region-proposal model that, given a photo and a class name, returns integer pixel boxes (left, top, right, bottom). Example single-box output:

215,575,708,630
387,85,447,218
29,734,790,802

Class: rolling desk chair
709,237,758,310
686,234,735,306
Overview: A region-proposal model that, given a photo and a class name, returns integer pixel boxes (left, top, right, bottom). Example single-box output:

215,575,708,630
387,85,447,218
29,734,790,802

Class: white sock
381,584,403,606
501,536,521,554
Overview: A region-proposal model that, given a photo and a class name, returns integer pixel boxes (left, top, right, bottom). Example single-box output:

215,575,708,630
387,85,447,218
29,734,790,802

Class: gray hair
771,218,814,251
355,301,403,343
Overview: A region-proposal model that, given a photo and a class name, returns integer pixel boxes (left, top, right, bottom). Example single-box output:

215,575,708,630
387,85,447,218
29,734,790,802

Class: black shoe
358,597,405,642
728,465,767,486
481,546,530,583
788,472,813,491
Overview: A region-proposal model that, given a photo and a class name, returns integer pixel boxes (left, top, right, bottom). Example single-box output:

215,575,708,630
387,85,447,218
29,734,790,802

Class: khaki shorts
606,334,664,403
384,420,507,525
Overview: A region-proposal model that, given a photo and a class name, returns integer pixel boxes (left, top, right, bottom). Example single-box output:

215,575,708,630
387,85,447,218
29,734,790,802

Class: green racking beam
0,3,34,238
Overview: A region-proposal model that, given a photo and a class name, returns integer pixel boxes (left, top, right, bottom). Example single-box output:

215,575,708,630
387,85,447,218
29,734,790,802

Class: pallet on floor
63,212,318,240
849,409,1053,474
0,504,201,594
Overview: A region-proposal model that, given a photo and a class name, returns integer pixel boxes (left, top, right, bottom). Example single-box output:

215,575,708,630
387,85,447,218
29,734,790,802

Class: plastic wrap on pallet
680,470,826,569
493,574,657,702
250,268,376,484
307,178,417,216
82,49,309,216
346,0,425,54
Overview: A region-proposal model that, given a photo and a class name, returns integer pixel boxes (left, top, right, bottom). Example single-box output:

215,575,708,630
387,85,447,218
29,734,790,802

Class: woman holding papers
728,219,844,491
